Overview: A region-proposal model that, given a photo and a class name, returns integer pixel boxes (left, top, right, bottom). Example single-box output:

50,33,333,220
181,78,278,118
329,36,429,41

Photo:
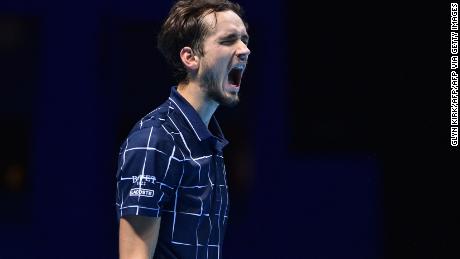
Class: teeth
228,64,246,86
232,64,246,70
228,67,243,86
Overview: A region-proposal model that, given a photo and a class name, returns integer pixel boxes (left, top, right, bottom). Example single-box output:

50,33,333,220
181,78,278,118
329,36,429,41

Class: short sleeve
116,126,182,219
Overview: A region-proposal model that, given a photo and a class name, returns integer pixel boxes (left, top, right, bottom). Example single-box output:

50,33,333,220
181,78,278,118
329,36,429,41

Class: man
115,0,250,258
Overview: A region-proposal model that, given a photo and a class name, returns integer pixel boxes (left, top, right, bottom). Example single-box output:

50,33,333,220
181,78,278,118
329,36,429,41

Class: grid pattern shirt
116,86,230,259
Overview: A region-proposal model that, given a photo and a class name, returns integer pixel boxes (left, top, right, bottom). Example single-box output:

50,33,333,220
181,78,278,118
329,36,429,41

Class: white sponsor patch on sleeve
129,188,154,197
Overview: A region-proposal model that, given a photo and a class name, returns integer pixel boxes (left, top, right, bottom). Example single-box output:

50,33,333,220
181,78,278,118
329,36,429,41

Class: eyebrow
220,32,249,42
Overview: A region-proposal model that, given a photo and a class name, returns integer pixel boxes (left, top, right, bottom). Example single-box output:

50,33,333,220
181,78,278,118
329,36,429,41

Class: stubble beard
201,67,240,108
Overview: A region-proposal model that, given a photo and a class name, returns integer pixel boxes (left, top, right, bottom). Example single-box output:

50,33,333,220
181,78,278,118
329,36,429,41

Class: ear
180,47,199,71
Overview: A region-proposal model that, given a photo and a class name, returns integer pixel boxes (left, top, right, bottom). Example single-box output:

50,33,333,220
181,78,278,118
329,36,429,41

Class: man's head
157,0,250,106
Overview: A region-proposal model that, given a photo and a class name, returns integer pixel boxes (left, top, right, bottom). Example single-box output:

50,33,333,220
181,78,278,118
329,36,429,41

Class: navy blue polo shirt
116,86,230,259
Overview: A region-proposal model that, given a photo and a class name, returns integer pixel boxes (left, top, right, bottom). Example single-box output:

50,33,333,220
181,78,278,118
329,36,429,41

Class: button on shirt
116,86,230,259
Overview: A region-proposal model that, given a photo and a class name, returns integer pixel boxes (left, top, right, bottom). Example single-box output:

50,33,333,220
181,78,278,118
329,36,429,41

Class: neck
177,81,219,127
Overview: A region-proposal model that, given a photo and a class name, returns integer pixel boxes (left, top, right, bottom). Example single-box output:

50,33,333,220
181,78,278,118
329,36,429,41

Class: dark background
0,1,457,258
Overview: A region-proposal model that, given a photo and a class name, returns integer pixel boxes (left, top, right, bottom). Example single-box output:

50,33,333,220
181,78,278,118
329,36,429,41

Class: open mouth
227,66,244,87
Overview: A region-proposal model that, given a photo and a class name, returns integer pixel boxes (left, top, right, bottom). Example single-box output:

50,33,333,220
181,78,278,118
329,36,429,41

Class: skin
178,10,250,126
119,10,250,259
119,216,161,259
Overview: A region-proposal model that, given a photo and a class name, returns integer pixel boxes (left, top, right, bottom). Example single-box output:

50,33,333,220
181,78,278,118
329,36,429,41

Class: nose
236,42,250,62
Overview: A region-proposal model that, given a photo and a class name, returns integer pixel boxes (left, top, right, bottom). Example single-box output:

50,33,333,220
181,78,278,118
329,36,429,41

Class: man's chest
171,155,229,216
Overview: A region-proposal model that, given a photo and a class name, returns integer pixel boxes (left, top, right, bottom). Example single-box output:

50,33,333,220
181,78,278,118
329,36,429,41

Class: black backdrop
0,1,457,258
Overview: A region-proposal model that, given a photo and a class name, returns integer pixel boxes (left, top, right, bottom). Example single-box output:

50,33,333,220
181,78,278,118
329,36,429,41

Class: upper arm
119,215,161,259
116,127,181,258
116,127,182,218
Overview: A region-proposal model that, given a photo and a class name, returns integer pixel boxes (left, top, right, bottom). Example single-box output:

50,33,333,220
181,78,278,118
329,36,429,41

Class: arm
119,215,161,259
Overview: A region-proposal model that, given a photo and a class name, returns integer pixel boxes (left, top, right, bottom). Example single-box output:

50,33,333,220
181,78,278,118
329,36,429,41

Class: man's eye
221,40,234,45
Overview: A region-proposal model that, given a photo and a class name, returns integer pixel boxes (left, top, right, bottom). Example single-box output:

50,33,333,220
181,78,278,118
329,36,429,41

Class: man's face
198,10,250,107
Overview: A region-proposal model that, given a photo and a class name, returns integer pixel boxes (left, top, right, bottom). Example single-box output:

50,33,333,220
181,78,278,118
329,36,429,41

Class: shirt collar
168,86,229,148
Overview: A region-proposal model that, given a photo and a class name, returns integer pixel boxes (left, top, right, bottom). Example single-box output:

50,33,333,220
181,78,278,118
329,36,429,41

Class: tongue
228,77,237,86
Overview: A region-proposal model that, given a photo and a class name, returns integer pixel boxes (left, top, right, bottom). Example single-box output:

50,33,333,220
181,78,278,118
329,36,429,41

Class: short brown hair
157,0,246,83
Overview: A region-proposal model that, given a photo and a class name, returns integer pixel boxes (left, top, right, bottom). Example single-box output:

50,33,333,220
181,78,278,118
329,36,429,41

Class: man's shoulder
124,102,175,147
